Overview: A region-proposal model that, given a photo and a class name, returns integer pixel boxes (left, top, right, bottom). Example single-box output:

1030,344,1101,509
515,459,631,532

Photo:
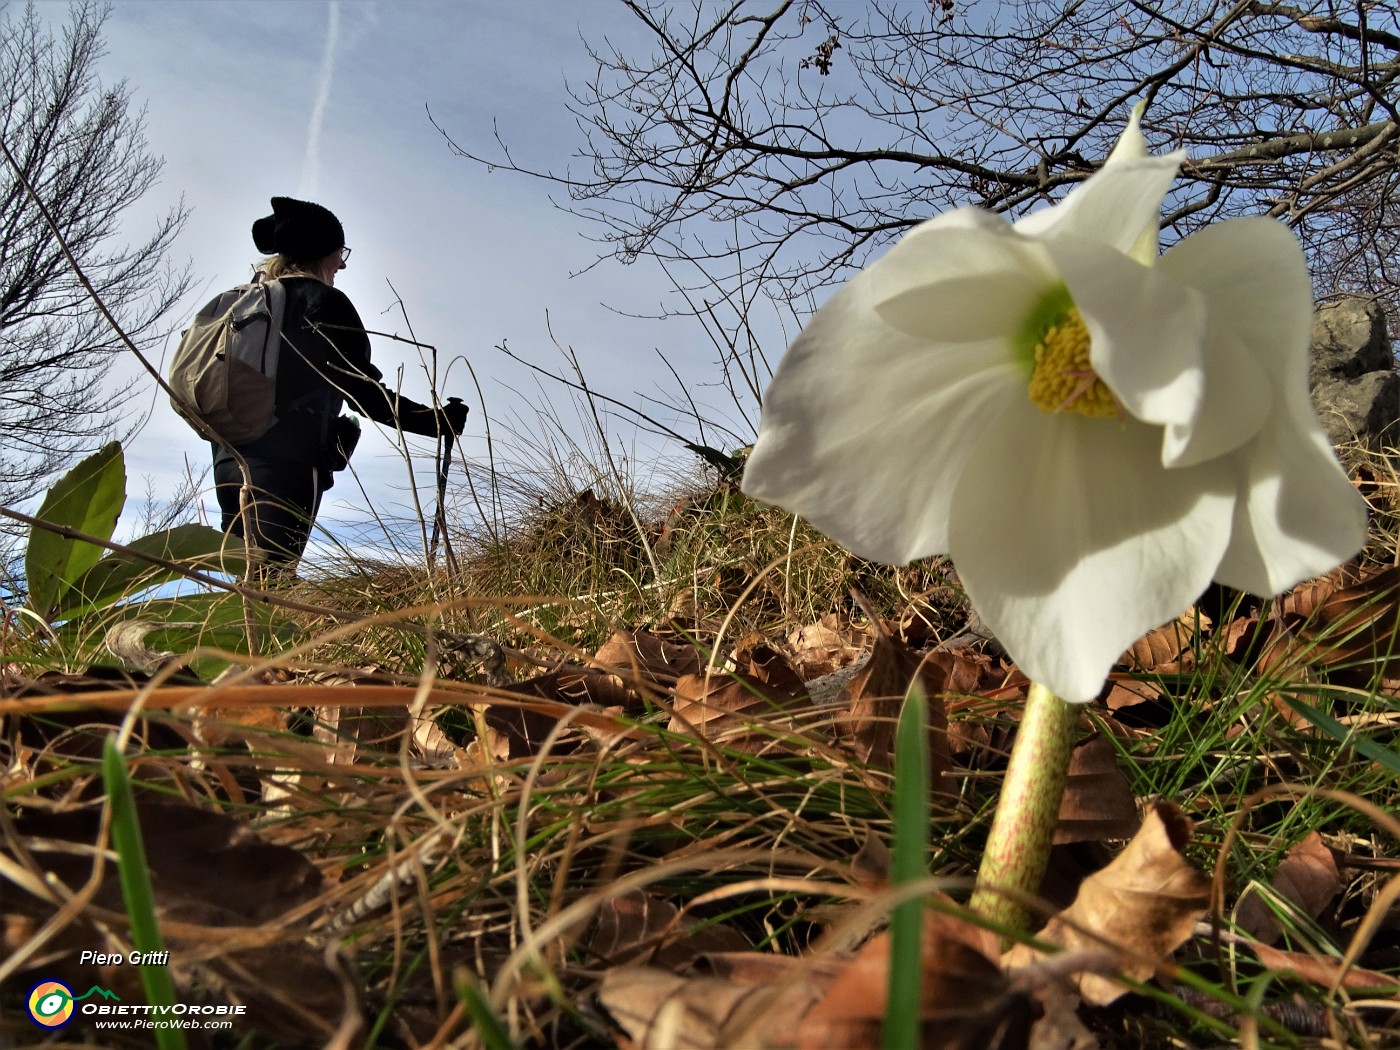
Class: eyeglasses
339,246,352,263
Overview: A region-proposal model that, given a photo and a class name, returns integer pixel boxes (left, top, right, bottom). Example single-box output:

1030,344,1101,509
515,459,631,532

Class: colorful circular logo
27,979,76,1029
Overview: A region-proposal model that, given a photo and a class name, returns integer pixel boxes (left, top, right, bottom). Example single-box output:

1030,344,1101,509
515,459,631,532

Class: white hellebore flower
741,108,1367,703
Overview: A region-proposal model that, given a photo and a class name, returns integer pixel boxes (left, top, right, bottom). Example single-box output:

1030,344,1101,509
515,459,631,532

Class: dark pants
213,456,326,568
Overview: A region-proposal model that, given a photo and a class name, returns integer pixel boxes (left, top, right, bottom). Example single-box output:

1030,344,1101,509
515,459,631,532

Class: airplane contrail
299,0,341,198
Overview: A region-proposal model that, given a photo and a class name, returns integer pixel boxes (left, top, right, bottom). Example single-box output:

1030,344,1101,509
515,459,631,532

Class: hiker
210,196,468,572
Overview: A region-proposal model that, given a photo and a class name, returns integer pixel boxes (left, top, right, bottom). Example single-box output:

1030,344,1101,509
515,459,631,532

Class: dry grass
5,440,1400,1048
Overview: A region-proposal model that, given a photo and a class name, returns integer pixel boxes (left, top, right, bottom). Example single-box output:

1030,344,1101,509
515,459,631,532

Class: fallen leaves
588,889,751,969
1236,832,1341,945
1007,803,1211,1006
786,613,867,680
836,618,955,790
1054,732,1140,846
796,909,1033,1050
669,641,812,754
597,957,830,1050
593,810,1219,1049
4,797,345,1043
9,556,1400,1047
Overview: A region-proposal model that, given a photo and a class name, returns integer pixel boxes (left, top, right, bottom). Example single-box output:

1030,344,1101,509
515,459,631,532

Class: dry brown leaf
733,637,812,697
6,798,343,1041
13,799,323,923
1222,612,1261,658
837,624,955,791
1277,564,1360,621
1102,675,1163,712
1236,832,1341,945
689,951,839,984
1054,733,1140,845
796,907,1032,1050
587,889,751,970
1262,565,1400,675
595,629,703,690
594,909,1034,1050
1025,977,1099,1050
483,668,636,755
596,962,822,1050
312,704,411,763
669,644,811,753
5,702,194,798
1252,942,1400,993
554,668,635,708
852,831,893,889
410,712,467,767
893,593,964,647
786,613,868,680
1006,801,1210,1006
1120,611,1207,673
1304,564,1400,667
668,673,808,753
190,942,351,1043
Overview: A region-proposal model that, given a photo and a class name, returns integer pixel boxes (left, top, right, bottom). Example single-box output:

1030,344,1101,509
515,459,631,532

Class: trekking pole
429,397,462,565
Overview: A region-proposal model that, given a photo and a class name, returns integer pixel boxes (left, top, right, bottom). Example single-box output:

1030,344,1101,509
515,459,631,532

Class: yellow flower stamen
1027,308,1118,418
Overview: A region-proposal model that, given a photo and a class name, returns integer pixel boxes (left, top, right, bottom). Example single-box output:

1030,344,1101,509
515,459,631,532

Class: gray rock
1311,372,1400,447
1308,299,1397,447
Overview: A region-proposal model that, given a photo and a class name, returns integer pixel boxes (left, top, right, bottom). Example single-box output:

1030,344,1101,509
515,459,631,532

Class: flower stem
968,680,1079,931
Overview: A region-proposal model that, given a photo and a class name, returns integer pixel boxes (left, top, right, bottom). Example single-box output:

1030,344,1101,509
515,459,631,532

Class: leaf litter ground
4,466,1400,1049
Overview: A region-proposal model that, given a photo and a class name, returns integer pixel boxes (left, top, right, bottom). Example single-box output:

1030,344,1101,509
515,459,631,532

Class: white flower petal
742,269,1022,565
1104,102,1162,263
1105,102,1149,166
873,218,1058,344
1164,218,1313,367
1159,323,1273,469
1199,216,1371,588
1157,218,1312,466
949,405,1235,702
1043,234,1207,431
1013,152,1183,256
1213,396,1368,596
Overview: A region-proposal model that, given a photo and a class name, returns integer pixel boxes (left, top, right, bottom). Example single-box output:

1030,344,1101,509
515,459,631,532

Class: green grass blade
454,969,520,1050
886,683,929,1050
102,736,186,1050
1282,693,1400,775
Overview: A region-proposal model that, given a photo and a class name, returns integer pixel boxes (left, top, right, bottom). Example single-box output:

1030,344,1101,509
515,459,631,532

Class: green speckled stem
969,680,1079,930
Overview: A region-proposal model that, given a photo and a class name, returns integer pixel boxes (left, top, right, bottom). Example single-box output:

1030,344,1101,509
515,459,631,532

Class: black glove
327,414,362,471
439,398,469,435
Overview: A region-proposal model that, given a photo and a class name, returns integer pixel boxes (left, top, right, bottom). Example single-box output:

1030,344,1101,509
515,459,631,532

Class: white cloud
298,0,342,198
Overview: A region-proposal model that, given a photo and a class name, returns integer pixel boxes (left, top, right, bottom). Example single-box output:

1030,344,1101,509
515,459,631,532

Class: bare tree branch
439,0,1400,436
0,1,191,510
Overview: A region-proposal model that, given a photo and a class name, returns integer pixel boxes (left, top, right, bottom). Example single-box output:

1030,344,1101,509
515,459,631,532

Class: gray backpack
168,280,287,445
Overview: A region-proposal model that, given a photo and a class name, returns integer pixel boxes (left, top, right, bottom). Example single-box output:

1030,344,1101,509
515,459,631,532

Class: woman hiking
209,196,467,574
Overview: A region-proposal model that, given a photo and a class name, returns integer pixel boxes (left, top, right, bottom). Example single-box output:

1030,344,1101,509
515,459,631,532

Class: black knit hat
251,197,345,261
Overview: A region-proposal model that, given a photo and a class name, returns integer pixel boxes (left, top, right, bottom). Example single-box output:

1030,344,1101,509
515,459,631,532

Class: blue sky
81,0,728,558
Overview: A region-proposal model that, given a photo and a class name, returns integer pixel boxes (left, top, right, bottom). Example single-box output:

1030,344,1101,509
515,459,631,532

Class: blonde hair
256,254,321,281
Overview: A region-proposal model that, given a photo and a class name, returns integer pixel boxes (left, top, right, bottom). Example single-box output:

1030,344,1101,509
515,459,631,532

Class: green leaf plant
15,442,246,674
24,440,127,620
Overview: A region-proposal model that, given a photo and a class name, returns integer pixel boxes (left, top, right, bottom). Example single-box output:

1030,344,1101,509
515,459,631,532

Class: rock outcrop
1309,299,1398,448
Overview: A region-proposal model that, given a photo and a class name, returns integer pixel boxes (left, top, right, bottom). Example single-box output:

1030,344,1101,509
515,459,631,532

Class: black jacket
210,277,445,469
